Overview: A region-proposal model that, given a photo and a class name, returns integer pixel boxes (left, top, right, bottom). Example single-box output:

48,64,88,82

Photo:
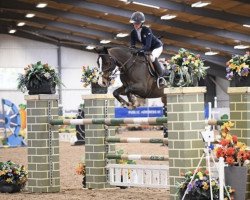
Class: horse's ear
94,46,102,53
94,46,110,53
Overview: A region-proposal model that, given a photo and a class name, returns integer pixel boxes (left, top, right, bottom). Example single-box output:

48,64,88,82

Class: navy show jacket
130,26,163,51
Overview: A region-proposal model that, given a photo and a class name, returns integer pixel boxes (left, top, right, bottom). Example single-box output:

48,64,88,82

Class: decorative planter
27,80,56,95
179,192,210,200
0,183,22,193
224,166,247,200
91,82,107,94
230,76,250,87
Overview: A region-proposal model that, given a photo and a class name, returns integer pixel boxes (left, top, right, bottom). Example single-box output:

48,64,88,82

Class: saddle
130,48,157,77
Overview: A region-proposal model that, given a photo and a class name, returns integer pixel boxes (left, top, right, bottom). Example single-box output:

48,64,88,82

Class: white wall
0,34,101,113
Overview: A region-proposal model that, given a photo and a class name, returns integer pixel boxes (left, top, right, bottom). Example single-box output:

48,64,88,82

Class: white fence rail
107,164,169,189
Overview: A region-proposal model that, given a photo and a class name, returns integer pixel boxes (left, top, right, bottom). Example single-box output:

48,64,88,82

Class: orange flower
226,147,235,156
220,139,230,147
75,163,85,175
226,156,235,165
216,148,225,158
232,135,238,143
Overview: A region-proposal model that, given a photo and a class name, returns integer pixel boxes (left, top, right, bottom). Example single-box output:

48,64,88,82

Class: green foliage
226,52,250,80
0,160,28,187
17,61,64,93
115,149,136,164
165,48,209,87
177,168,232,200
81,66,99,87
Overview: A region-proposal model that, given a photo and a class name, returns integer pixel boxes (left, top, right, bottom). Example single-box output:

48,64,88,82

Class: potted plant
0,160,28,193
17,61,63,95
226,51,250,86
177,168,233,200
81,65,109,94
165,48,209,87
214,121,250,200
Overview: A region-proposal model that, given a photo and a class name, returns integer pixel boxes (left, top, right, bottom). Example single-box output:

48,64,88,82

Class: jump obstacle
50,116,170,188
24,87,250,199
0,98,26,147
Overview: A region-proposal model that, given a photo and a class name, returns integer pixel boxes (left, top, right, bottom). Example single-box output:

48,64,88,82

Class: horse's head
95,46,116,87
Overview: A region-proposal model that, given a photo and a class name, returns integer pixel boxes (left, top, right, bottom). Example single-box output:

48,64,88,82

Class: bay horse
95,46,167,108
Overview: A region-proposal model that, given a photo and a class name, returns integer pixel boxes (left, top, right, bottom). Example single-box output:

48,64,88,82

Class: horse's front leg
113,86,130,107
126,93,138,109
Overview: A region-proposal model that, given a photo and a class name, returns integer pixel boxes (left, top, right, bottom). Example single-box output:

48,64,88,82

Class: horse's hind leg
113,87,130,107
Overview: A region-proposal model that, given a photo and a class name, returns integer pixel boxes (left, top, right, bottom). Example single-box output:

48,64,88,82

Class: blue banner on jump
115,107,163,118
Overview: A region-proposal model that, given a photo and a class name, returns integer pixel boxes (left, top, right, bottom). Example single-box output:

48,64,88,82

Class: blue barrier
115,107,163,118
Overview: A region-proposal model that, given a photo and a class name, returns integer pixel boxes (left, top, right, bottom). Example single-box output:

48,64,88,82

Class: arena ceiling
0,0,249,78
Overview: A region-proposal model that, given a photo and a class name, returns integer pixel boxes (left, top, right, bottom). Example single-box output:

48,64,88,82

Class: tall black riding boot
153,58,167,88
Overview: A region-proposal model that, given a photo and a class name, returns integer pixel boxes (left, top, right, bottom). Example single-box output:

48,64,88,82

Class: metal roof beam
1,5,246,56
0,12,115,40
53,0,250,42
125,0,250,24
1,9,242,56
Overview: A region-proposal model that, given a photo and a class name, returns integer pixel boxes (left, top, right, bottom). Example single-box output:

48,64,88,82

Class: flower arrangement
75,161,86,188
214,121,250,166
17,61,63,93
226,51,250,80
81,66,99,87
115,149,136,164
0,161,28,190
75,162,85,176
177,168,232,200
165,48,209,87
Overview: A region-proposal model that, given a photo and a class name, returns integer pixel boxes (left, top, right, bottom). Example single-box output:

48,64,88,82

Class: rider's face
133,23,142,30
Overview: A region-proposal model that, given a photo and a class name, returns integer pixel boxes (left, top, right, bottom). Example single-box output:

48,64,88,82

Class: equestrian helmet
129,11,145,24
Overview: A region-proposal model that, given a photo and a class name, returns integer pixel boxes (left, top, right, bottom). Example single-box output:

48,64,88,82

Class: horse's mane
108,46,132,62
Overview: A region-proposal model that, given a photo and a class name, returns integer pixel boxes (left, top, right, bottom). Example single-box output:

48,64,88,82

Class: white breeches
150,46,163,62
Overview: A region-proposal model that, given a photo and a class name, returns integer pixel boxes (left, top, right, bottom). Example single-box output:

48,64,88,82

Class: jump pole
50,117,168,126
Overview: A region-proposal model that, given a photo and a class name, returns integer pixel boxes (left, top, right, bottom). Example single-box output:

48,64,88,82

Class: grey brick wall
82,94,115,189
165,87,206,200
228,87,250,199
25,94,60,193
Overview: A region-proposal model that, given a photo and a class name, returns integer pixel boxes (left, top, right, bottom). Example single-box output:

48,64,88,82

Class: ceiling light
191,1,211,8
243,24,250,28
36,3,47,8
205,51,218,56
144,24,151,28
9,29,16,34
161,14,177,20
116,33,129,38
25,13,35,18
100,40,111,44
132,2,160,9
17,22,25,27
234,44,249,49
86,45,95,50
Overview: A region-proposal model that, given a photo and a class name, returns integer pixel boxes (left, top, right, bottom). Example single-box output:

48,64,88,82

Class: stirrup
157,77,167,88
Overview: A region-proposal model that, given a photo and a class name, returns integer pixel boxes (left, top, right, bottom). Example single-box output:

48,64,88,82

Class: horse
95,46,167,108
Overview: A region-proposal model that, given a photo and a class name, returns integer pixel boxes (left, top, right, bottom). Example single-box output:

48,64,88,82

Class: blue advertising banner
115,107,163,118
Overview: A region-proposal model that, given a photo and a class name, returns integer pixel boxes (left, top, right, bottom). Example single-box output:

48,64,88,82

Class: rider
129,11,166,87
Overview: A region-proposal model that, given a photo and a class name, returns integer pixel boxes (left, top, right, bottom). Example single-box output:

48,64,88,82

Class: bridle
97,53,117,81
97,51,138,82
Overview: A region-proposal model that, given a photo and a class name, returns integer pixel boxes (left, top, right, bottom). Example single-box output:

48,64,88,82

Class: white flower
44,72,51,79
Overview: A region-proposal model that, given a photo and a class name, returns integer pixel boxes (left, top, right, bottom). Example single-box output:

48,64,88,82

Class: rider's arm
130,30,136,48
